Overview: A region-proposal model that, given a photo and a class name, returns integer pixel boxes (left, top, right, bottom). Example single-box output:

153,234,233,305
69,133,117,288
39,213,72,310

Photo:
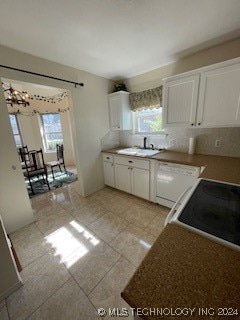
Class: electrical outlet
215,139,222,147
169,139,176,147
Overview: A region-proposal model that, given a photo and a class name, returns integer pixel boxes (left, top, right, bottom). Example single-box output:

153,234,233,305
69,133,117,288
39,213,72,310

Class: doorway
2,78,78,197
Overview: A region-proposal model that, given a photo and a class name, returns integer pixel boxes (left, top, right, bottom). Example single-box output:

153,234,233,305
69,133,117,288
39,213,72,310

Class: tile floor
3,180,169,320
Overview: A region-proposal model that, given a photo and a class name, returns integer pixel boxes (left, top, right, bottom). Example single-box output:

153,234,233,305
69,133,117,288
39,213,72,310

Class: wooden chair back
24,149,46,173
18,145,28,162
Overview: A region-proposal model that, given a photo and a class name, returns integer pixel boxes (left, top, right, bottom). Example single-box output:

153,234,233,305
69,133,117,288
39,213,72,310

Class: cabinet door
131,168,150,200
103,162,115,188
109,95,121,130
163,74,199,127
197,63,240,127
115,164,131,193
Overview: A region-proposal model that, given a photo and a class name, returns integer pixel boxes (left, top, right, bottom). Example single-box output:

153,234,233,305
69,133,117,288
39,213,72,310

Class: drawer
114,155,150,170
102,153,114,163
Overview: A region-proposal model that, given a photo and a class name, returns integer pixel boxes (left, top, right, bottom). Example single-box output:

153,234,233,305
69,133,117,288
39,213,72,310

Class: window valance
129,85,162,112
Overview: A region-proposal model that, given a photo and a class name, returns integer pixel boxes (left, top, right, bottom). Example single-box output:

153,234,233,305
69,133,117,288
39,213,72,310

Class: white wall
125,38,240,91
70,73,111,195
0,44,112,232
0,89,34,233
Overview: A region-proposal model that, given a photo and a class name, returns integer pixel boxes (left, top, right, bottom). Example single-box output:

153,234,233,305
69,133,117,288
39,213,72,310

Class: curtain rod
0,64,84,87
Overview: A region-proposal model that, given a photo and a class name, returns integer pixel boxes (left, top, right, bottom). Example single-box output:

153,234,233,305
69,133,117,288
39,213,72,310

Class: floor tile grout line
18,251,49,271
94,199,161,231
18,249,73,280
143,210,160,230
86,211,130,243
24,277,73,320
70,275,102,317
86,254,122,297
5,299,11,320
70,205,107,227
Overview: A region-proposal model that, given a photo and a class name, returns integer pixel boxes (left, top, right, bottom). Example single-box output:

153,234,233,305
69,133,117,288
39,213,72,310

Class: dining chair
18,145,28,162
46,144,66,179
18,145,33,170
23,149,50,195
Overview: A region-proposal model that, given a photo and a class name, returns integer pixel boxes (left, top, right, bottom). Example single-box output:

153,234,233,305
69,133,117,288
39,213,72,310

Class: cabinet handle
191,123,194,126
106,157,110,159
128,160,133,163
111,163,114,166
198,122,201,126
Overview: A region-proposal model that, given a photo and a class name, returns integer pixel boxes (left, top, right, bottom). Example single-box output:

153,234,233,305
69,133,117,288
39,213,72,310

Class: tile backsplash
101,130,120,151
119,127,240,157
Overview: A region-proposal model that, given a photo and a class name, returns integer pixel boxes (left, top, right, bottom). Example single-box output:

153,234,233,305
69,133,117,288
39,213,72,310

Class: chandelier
3,84,30,107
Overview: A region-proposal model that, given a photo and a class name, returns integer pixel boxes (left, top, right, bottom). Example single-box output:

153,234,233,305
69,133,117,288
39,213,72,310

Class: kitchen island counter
121,224,240,320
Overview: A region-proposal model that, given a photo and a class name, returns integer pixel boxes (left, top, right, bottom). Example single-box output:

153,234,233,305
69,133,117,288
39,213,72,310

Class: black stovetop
178,179,240,246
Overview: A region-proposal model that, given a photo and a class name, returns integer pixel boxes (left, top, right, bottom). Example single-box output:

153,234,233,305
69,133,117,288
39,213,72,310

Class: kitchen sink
117,148,161,157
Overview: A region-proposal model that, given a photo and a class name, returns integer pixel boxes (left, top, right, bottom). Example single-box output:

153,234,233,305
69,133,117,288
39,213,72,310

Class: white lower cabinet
102,154,115,188
115,164,150,200
114,165,150,199
115,164,132,193
103,153,150,200
103,161,115,188
132,167,150,200
103,154,150,200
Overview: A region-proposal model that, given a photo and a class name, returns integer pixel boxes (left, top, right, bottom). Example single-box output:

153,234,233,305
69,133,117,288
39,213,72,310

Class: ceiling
0,0,240,80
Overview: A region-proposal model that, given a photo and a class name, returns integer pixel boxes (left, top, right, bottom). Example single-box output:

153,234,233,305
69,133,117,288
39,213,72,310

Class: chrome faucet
143,137,147,149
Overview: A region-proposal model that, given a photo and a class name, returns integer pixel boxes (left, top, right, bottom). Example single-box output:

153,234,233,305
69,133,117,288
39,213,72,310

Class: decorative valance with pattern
129,85,162,112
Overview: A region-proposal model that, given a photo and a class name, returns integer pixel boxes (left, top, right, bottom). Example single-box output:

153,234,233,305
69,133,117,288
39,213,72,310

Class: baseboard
0,280,23,301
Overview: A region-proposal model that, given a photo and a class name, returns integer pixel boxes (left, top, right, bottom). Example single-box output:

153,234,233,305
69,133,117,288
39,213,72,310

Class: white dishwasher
156,162,200,208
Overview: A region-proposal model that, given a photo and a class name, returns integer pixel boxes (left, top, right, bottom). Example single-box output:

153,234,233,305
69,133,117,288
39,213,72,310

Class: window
9,114,23,147
41,113,63,151
134,108,163,133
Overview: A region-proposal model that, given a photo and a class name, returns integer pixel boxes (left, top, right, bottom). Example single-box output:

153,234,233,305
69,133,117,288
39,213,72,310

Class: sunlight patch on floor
45,220,100,268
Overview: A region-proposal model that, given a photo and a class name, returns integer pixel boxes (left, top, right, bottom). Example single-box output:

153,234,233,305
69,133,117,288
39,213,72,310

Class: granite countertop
102,148,240,184
122,225,240,320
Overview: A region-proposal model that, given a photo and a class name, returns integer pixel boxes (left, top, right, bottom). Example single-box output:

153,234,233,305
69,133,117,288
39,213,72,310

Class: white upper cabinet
163,74,199,127
197,63,240,127
163,58,240,128
108,91,132,130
